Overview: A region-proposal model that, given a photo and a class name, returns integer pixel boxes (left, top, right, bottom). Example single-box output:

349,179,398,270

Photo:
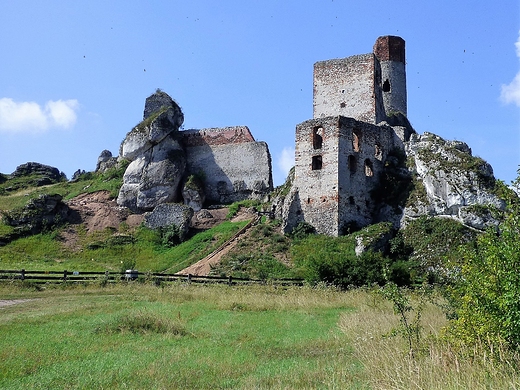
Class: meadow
1,282,519,389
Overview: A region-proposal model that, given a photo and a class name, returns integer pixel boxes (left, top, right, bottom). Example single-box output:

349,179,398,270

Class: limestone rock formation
144,203,193,240
10,162,66,187
402,132,505,230
96,150,118,173
271,168,304,234
117,92,186,212
3,194,70,234
182,174,206,212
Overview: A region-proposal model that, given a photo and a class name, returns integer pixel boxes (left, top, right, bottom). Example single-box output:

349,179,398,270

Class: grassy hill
0,162,480,288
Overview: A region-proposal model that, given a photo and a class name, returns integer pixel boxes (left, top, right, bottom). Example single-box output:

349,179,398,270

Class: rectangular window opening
312,155,323,170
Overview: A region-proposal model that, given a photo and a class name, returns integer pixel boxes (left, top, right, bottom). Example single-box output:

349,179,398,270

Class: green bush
289,221,316,240
445,204,520,350
292,234,414,288
159,224,183,247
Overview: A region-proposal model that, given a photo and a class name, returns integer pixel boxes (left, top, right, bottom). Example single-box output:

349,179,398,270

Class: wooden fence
0,269,304,286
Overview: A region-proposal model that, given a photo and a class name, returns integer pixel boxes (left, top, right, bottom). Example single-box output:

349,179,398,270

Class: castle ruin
117,91,272,214
283,36,414,236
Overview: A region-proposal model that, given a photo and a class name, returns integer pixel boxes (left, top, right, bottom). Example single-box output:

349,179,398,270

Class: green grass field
0,283,361,389
1,283,519,389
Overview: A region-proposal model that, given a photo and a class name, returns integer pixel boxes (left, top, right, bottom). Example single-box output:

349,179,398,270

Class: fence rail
0,269,304,286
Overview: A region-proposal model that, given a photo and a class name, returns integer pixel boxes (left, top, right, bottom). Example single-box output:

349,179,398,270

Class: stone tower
283,36,410,236
313,54,386,124
373,36,407,117
312,36,407,123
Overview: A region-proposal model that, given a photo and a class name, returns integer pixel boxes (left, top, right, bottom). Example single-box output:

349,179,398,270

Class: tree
446,187,520,349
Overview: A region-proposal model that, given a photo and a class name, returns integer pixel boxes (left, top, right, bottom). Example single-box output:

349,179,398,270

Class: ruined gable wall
293,116,398,236
313,54,385,124
181,126,255,147
294,117,341,236
182,128,272,204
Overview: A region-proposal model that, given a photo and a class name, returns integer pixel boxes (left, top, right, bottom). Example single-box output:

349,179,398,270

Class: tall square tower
313,54,386,124
294,116,397,236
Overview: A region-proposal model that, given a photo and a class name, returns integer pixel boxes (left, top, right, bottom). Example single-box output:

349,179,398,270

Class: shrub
289,221,316,240
159,224,183,247
293,235,376,288
445,205,520,350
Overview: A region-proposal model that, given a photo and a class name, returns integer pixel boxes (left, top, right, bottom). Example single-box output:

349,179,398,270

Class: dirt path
177,215,259,276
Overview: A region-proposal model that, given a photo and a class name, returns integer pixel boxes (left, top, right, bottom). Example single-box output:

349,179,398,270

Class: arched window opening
383,79,390,92
352,131,360,152
365,159,374,177
313,127,323,150
374,143,383,160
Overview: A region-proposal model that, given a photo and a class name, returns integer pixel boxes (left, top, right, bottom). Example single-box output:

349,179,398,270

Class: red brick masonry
181,126,255,147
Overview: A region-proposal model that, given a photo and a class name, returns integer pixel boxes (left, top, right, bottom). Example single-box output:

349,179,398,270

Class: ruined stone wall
293,116,398,236
336,117,397,232
313,54,385,124
181,126,255,147
182,128,272,204
294,117,341,236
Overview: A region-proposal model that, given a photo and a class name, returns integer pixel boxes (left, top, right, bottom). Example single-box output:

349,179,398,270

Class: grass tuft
97,309,188,336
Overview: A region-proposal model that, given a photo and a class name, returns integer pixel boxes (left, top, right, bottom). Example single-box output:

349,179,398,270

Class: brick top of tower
373,36,405,63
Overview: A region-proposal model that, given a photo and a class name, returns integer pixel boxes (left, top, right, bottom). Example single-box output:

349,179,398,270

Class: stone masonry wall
181,126,255,147
313,54,385,124
293,116,398,236
183,134,272,204
336,117,397,231
294,116,341,236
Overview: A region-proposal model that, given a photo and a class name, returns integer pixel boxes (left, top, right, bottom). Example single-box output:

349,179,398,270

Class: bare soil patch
66,191,131,233
0,299,35,309
60,191,142,250
179,212,259,276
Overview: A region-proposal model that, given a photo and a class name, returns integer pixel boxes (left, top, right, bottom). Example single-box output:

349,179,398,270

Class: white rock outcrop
403,132,505,230
117,92,186,212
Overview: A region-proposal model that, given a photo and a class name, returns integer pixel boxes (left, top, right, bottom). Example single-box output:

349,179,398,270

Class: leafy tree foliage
291,234,417,288
445,180,520,350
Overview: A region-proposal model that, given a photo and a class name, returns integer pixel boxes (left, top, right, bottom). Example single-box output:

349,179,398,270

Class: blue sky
0,1,519,186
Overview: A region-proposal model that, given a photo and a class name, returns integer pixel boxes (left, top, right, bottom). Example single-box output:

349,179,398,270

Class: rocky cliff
117,91,186,212
401,133,505,230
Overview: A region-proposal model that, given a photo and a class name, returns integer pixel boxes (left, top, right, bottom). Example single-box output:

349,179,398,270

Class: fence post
228,275,232,286
187,274,192,284
21,269,25,281
63,270,68,281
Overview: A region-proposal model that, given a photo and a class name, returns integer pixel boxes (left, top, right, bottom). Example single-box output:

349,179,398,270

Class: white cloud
500,31,520,107
46,99,79,128
0,98,79,133
278,146,295,177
